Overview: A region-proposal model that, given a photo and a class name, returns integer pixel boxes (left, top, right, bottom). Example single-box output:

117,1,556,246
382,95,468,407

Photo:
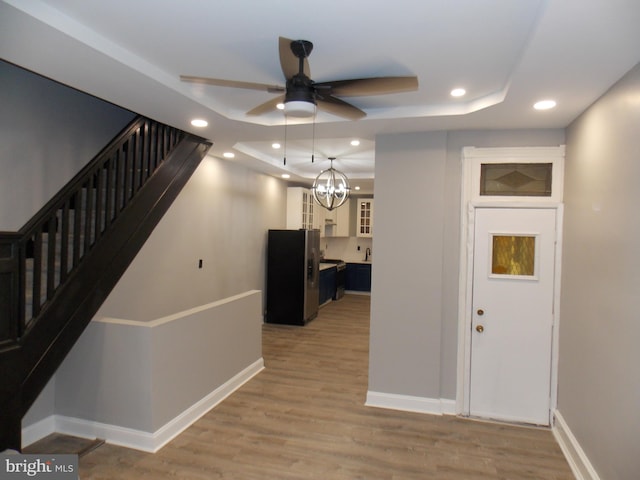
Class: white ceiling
2,0,639,193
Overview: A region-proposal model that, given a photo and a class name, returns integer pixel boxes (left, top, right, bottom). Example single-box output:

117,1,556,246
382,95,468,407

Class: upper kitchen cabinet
322,199,350,237
286,187,317,230
356,198,374,237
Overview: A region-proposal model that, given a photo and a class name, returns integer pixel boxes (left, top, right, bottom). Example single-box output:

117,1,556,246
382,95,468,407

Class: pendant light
311,157,351,211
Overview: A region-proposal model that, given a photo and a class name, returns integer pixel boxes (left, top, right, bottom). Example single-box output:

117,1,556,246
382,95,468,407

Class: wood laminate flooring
26,294,574,479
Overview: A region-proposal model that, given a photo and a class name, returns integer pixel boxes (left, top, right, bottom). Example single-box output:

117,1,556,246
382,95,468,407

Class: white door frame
456,146,565,425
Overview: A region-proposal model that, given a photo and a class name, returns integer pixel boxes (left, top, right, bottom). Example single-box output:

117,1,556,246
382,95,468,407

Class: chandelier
312,158,351,211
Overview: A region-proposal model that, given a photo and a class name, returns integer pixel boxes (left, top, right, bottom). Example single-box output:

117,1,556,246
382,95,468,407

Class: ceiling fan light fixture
283,100,316,117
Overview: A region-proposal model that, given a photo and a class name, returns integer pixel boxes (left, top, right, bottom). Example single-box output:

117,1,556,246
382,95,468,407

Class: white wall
559,63,640,480
0,60,135,230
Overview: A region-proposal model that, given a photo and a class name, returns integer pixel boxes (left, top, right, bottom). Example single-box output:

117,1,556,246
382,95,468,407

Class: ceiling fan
180,37,418,120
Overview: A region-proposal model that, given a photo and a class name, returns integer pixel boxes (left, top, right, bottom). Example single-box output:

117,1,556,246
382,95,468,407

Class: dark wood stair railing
0,116,211,452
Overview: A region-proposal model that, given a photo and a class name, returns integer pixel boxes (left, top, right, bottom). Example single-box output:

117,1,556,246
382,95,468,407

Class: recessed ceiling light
272,143,281,149
281,174,290,179
350,139,360,146
276,103,285,110
450,88,466,97
534,99,557,110
354,186,361,191
190,119,208,127
223,152,235,158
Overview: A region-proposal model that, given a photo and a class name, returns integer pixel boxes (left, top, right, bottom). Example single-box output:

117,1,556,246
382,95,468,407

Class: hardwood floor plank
29,295,574,479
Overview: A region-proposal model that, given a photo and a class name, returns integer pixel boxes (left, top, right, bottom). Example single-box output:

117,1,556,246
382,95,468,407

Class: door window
491,235,536,276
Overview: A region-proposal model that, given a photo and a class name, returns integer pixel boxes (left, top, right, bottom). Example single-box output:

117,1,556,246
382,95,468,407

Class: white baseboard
553,410,600,480
23,358,264,453
21,415,56,449
365,391,456,416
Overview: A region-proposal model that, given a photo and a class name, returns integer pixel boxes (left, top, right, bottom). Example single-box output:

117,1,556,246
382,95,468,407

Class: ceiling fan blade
180,75,284,93
279,37,310,79
246,95,285,116
316,95,366,120
315,76,418,97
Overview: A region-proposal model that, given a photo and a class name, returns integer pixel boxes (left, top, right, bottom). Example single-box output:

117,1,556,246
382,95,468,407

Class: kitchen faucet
365,247,371,261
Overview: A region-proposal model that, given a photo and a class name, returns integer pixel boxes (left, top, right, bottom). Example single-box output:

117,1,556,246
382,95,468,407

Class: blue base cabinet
345,263,372,292
319,267,336,305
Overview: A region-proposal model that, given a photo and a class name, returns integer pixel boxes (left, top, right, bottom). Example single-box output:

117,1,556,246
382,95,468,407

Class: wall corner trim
365,391,456,416
552,410,601,480
22,358,265,452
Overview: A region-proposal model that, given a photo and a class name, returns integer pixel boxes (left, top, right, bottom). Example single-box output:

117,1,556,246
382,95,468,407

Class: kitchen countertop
320,263,337,271
320,261,372,270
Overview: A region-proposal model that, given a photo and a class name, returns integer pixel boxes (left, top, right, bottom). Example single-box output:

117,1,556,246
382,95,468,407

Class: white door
470,208,556,425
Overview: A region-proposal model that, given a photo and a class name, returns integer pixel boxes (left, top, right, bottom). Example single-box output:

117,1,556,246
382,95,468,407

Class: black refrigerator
266,229,320,325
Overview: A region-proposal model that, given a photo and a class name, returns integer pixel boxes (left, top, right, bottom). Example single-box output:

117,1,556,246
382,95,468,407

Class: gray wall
12,61,288,434
560,63,640,480
370,131,448,399
24,151,286,435
96,153,286,320
53,291,262,435
370,128,565,401
0,61,134,230
1,61,133,428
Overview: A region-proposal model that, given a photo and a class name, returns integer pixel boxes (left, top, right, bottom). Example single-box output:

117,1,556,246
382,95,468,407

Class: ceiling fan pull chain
311,117,316,163
283,116,288,165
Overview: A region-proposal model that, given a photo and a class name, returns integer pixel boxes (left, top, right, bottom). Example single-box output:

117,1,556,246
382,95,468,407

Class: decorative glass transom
480,163,552,197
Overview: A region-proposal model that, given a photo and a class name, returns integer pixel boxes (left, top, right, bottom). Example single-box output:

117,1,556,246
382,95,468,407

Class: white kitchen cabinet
286,187,316,230
335,199,351,236
313,197,325,232
356,198,374,237
322,199,350,237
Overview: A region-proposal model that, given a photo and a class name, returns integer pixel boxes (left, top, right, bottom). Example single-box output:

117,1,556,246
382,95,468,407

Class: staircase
0,116,211,451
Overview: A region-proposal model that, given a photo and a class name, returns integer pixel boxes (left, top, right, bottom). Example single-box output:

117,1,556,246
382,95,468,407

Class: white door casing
457,146,565,425
469,208,557,425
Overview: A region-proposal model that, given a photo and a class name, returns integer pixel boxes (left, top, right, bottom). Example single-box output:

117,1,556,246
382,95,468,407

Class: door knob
477,309,484,316
476,325,484,333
